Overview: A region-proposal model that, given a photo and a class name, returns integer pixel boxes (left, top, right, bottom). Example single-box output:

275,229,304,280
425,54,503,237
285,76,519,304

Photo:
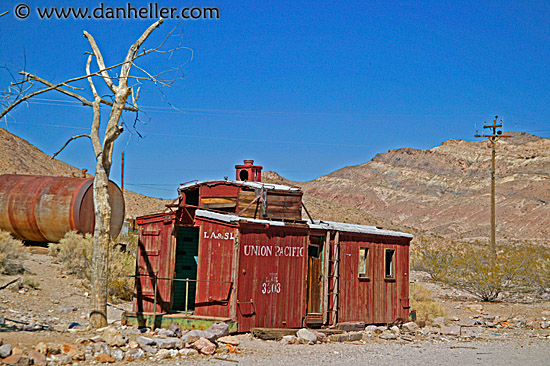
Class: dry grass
410,283,445,323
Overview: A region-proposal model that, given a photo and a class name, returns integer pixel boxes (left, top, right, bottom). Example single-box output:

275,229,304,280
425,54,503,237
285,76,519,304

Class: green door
172,227,199,311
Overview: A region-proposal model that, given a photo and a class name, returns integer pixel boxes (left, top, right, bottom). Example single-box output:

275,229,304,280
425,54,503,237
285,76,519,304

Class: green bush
0,230,27,275
50,231,137,301
413,236,549,301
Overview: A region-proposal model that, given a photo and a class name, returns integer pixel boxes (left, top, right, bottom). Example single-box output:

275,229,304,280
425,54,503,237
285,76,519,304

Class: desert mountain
274,133,549,244
0,128,170,218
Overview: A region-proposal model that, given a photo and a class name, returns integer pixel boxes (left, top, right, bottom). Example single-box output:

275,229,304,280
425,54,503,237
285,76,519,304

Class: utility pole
121,151,125,194
475,116,511,259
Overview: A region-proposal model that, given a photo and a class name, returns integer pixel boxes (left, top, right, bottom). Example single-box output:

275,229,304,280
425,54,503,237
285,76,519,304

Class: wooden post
332,231,340,326
230,231,240,321
322,231,331,325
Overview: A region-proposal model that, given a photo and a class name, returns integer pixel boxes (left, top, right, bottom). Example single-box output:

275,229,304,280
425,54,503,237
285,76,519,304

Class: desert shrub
50,231,137,301
49,231,92,277
410,283,444,323
0,230,28,275
411,236,453,281
22,275,40,289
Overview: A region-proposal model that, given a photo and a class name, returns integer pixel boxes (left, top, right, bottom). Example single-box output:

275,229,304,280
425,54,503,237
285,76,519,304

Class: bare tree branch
83,31,116,93
51,133,90,159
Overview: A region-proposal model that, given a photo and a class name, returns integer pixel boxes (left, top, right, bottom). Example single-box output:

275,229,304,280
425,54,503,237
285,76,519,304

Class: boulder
103,327,128,347
28,350,47,366
0,343,12,358
154,349,178,360
136,336,156,347
179,348,199,356
364,325,378,334
402,322,419,333
379,332,397,340
205,322,230,339
125,348,145,361
169,323,183,338
280,335,297,345
296,328,317,344
182,330,217,343
49,354,72,365
312,331,327,343
441,325,461,336
191,338,217,355
154,337,184,349
217,336,241,346
156,328,175,338
94,354,115,363
1,354,30,366
111,348,124,361
390,325,400,334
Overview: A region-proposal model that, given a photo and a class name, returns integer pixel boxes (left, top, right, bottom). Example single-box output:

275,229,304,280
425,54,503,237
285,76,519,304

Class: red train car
125,160,413,332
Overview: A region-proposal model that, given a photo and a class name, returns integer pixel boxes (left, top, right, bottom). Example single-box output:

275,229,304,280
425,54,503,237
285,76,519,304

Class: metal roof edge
178,180,301,192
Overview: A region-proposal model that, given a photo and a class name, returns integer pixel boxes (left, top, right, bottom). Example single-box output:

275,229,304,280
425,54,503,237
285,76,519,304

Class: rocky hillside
295,133,550,244
0,128,170,218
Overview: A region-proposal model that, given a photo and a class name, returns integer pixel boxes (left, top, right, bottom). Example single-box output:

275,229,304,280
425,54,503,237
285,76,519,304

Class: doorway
306,236,324,315
172,227,199,311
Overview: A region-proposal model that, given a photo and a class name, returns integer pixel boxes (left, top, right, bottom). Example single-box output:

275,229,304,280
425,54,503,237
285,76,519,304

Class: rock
136,336,156,347
364,325,378,334
441,325,461,336
400,335,414,342
296,328,317,344
280,335,297,345
156,328,175,338
90,335,105,343
190,337,217,355
178,348,199,356
312,331,327,343
125,348,145,360
128,340,139,348
466,304,483,312
432,317,446,328
122,326,142,336
541,321,550,329
205,322,230,339
49,354,72,365
375,326,387,333
61,344,84,360
111,348,124,361
0,343,13,358
379,332,397,340
57,306,76,314
28,350,47,366
217,335,241,346
467,319,484,326
402,322,419,333
11,347,23,356
328,331,363,342
154,337,184,349
390,325,400,334
92,341,110,356
154,349,178,360
140,345,158,354
182,330,217,343
169,323,183,338
531,321,542,330
2,355,30,366
422,326,441,334
94,354,116,363
103,327,128,347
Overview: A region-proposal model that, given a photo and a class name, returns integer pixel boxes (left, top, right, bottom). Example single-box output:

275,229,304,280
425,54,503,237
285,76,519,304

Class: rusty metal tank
0,174,125,242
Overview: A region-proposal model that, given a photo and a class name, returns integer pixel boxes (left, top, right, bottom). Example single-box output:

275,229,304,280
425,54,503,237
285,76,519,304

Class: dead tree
0,19,188,327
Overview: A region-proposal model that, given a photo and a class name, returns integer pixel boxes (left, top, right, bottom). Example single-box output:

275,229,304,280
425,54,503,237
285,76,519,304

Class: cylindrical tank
0,174,125,242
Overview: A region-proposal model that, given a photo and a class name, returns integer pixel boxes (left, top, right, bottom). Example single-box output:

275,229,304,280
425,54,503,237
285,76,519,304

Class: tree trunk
90,161,112,328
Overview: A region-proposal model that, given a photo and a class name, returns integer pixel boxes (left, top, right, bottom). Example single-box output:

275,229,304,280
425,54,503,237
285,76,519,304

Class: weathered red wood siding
133,213,176,313
337,233,410,324
193,218,236,318
236,224,308,332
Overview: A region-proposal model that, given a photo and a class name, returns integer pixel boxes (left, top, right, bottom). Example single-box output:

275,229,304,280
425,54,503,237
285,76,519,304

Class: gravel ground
122,336,550,366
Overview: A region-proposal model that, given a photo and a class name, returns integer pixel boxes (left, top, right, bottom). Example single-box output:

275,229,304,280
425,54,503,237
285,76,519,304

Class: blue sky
1,1,549,198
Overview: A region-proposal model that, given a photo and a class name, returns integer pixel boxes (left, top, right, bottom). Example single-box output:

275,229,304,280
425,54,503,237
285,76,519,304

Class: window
358,247,369,278
385,249,395,279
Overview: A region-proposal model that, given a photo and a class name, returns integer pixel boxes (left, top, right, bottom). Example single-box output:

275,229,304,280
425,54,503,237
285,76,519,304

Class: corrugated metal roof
307,220,414,239
179,180,301,192
194,210,413,239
